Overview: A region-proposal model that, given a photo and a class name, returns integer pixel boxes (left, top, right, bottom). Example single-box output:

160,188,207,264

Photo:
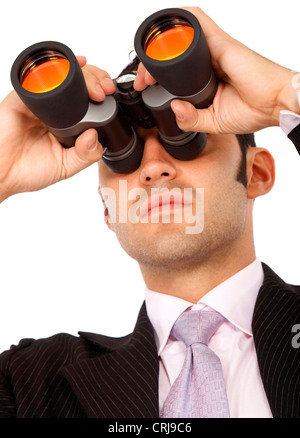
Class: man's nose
139,136,177,186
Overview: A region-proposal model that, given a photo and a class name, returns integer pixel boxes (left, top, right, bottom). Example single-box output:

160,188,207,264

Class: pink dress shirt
145,259,273,418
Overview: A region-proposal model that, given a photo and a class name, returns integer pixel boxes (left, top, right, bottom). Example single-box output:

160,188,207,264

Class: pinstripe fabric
0,264,299,418
0,303,159,418
253,264,300,418
62,308,159,418
0,335,89,417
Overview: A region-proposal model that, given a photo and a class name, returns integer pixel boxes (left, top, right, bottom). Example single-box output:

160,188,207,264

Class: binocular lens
20,51,70,93
144,18,194,61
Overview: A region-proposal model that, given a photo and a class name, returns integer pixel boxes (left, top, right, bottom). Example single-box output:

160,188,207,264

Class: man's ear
246,148,276,199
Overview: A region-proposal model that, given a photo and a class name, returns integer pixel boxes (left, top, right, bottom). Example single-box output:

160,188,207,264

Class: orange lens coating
145,24,194,61
22,56,70,93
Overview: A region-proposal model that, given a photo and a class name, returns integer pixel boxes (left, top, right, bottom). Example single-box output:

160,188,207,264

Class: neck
140,243,256,304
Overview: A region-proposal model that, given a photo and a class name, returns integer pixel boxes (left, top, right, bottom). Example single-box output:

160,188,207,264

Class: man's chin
116,224,206,269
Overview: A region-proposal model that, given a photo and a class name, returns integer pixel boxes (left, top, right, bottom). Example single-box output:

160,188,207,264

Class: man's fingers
62,129,104,179
171,99,219,134
76,56,87,68
134,63,156,91
182,6,229,43
82,65,115,102
82,69,106,101
84,65,116,94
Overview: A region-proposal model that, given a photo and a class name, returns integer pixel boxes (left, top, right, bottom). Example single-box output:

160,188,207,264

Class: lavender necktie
160,310,230,418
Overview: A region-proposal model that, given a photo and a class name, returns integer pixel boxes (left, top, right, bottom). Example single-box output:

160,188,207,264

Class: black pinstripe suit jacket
0,263,299,418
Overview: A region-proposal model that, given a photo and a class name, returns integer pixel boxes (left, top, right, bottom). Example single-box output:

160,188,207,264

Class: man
0,7,299,418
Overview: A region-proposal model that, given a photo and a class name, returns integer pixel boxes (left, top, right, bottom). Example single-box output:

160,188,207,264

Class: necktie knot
171,310,226,347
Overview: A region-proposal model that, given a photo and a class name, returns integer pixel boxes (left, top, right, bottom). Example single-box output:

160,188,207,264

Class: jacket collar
62,303,159,418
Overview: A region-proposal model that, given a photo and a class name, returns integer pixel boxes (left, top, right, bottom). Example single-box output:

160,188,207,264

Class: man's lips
140,190,193,218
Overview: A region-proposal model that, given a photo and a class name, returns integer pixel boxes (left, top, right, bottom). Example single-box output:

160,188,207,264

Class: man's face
98,127,249,272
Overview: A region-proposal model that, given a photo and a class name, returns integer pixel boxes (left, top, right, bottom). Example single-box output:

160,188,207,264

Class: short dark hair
236,134,256,187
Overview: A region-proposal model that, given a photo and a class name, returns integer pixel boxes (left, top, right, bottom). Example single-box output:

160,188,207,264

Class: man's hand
134,6,300,135
0,58,115,203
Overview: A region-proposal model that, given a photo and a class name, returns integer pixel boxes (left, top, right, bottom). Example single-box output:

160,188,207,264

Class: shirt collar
145,259,264,356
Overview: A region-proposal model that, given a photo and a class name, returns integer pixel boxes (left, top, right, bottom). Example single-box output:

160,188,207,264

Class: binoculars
11,8,217,174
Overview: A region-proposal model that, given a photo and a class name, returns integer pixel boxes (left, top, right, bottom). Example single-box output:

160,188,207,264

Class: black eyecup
102,133,145,174
161,132,207,161
11,41,89,129
134,8,212,97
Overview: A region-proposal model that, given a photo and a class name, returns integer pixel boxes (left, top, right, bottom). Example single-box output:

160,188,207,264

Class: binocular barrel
10,8,217,173
11,41,144,174
134,8,216,100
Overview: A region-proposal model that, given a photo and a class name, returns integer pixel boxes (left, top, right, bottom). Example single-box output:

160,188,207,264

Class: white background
0,0,299,353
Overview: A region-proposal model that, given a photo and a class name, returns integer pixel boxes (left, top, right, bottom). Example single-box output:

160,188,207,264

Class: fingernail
133,73,142,91
134,72,140,83
171,101,185,120
101,77,115,91
95,83,105,98
87,138,98,151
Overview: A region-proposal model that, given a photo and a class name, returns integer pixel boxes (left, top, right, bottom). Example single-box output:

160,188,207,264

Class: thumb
62,128,104,179
170,99,219,134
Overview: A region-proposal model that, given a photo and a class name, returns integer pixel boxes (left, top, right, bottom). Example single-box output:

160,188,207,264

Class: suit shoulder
0,332,95,375
261,263,300,296
0,333,96,418
289,284,300,295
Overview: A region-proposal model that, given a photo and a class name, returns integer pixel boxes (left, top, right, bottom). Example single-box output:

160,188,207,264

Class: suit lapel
253,263,300,418
62,303,159,418
61,264,300,418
